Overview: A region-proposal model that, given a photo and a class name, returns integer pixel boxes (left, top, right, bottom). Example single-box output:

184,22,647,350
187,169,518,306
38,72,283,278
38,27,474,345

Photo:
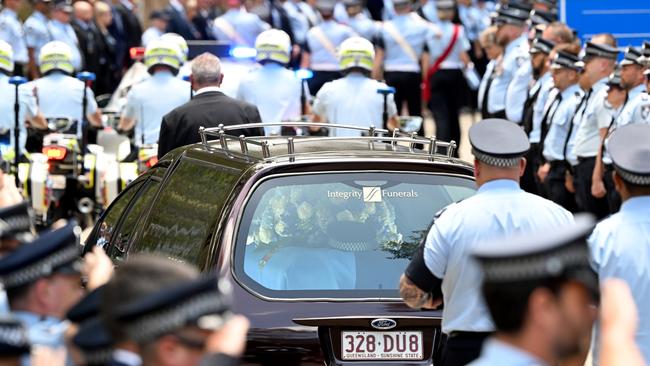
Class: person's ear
527,287,558,330
157,335,181,365
519,157,527,177
473,159,481,179
219,73,224,85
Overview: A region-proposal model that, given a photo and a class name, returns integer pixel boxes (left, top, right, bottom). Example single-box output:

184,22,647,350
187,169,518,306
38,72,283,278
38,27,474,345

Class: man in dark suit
108,0,143,68
158,53,264,158
165,0,200,40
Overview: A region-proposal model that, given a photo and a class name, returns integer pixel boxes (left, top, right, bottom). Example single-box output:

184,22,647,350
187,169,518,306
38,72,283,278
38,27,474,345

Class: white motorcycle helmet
39,41,75,75
0,40,14,75
255,29,291,65
160,33,189,63
143,39,183,74
339,36,375,72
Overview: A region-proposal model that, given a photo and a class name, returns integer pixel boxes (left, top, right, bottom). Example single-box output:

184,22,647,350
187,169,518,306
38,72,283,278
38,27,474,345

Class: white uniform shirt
542,84,582,162
427,21,470,70
0,74,38,154
603,84,647,164
505,59,533,124
379,13,429,72
304,20,356,71
24,11,51,61
572,77,609,158
628,91,650,125
31,72,98,127
213,9,270,47
312,72,397,137
529,72,554,144
589,196,650,365
468,338,548,366
123,71,190,145
486,34,529,114
345,13,377,42
47,19,82,71
0,8,28,63
237,63,305,135
141,27,164,47
423,179,573,334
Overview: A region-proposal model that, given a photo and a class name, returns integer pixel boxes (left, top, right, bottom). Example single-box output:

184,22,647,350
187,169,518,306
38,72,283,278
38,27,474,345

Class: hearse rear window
234,172,475,299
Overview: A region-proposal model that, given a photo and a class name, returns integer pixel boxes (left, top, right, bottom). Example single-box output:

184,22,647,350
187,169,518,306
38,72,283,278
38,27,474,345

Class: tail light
43,146,67,160
145,156,158,168
130,47,145,61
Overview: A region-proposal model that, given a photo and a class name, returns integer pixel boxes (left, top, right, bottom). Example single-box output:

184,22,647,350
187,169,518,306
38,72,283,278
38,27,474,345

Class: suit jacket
158,91,265,158
165,5,201,41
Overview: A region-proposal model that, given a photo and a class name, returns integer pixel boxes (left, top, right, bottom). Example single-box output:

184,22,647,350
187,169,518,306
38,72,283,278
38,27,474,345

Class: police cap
0,201,35,243
53,0,73,12
469,119,530,167
528,9,556,26
315,0,336,12
115,272,232,343
619,46,642,67
73,318,113,366
0,317,30,357
343,0,362,7
580,41,619,61
608,124,650,186
473,214,598,296
551,50,581,71
638,40,650,68
529,37,554,55
434,0,455,10
0,222,81,290
493,2,531,26
606,68,622,88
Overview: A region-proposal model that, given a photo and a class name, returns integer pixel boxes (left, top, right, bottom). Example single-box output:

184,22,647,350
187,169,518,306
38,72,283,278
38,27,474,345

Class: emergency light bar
229,46,257,59
130,47,146,61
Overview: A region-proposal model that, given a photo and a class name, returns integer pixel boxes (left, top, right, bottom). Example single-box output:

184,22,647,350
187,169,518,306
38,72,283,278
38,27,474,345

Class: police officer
0,223,84,357
47,0,82,72
375,0,428,121
213,0,270,47
301,0,356,94
312,36,398,137
31,41,102,128
594,46,647,213
626,41,650,125
0,41,46,158
477,26,501,120
400,119,573,366
237,29,306,136
342,0,377,42
469,216,598,365
570,37,618,219
0,0,28,75
589,124,650,365
537,47,583,212
519,37,553,195
24,0,53,79
425,0,471,147
484,2,530,119
118,39,190,147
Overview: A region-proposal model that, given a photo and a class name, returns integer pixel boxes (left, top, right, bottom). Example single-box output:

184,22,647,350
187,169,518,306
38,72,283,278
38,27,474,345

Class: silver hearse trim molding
198,122,457,161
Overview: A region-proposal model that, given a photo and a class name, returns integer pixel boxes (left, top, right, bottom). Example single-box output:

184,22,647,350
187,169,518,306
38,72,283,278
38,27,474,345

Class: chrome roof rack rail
198,123,457,161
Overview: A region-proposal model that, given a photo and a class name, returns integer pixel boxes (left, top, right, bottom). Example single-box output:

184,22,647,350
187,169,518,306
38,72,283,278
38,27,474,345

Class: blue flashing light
230,46,257,59
377,86,396,95
295,69,314,80
77,71,96,81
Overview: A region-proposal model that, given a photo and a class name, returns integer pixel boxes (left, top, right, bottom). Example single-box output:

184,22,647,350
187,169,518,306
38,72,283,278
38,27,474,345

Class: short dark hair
482,277,563,332
100,255,199,343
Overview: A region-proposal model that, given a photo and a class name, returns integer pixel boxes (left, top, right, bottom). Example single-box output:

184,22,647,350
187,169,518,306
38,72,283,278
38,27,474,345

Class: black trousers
603,164,622,214
440,332,491,366
308,70,342,95
545,161,577,212
521,143,541,196
574,157,610,219
428,69,464,153
384,71,422,117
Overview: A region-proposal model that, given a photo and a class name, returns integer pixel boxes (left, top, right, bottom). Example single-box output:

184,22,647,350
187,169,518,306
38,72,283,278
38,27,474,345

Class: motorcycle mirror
295,69,314,80
8,76,27,85
377,86,396,95
77,72,96,82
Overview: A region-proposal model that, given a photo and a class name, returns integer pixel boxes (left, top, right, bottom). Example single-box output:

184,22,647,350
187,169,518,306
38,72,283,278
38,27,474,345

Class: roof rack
198,122,457,161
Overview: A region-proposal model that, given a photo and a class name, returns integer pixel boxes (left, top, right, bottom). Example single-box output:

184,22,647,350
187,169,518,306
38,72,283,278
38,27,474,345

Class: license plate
341,331,423,361
50,175,66,189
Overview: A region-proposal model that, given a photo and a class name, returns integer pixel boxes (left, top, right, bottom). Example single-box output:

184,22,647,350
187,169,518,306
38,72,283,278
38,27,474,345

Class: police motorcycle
15,42,137,227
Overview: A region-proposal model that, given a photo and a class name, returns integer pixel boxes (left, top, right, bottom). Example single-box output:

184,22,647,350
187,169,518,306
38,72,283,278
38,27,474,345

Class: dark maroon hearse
84,124,476,365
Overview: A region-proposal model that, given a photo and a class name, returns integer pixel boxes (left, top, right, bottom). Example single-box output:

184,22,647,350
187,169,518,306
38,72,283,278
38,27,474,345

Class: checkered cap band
0,325,28,348
471,148,522,167
0,215,33,239
0,245,80,289
481,244,589,282
615,168,650,186
124,292,229,343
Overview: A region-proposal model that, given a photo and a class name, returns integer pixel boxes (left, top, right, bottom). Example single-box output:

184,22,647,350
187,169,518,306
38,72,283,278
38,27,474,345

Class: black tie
539,91,563,154
481,66,497,118
563,89,591,161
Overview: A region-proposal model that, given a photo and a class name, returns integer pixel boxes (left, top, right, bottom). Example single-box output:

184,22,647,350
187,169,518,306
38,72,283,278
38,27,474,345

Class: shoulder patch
515,56,527,67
